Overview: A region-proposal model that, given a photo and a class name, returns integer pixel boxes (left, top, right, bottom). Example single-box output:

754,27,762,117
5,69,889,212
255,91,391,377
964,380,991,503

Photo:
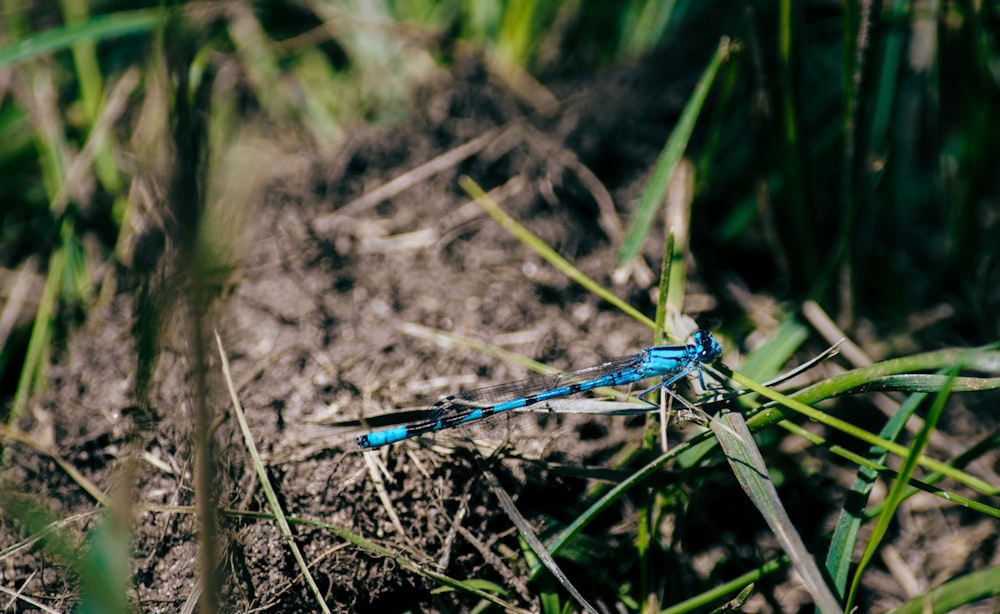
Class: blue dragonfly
357,330,722,449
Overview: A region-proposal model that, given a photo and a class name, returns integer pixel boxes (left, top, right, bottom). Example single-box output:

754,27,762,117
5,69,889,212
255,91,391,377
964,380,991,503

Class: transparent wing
429,353,644,417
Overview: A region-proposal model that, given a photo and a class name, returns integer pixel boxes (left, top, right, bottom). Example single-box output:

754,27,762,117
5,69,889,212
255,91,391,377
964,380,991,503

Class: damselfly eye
692,330,722,361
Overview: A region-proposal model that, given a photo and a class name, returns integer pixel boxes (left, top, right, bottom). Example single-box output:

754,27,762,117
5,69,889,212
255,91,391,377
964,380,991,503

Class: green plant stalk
228,9,295,121
638,229,678,609
461,176,656,329
827,384,919,598
886,564,1000,614
61,219,93,305
216,331,331,614
653,232,675,344
845,373,956,611
291,48,346,146
842,0,857,149
6,8,105,426
779,419,1000,519
616,37,730,268
76,513,131,614
478,464,597,614
893,428,1000,500
635,492,653,611
641,235,673,447
840,0,858,221
59,0,122,196
27,70,70,203
868,0,908,157
660,555,787,613
538,581,561,614
532,429,717,580
8,249,62,423
852,373,1000,393
722,365,998,496
528,345,999,581
60,0,101,118
776,0,816,281
619,0,677,59
496,0,542,68
189,291,218,614
754,346,1000,409
2,0,29,39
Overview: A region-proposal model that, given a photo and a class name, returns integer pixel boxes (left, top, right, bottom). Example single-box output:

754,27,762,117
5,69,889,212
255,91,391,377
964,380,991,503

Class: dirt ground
2,42,998,614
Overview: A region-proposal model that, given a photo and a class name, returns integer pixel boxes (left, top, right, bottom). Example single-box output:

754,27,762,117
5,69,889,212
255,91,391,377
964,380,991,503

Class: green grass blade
537,578,562,614
618,0,678,59
867,0,908,158
495,0,544,68
215,331,332,614
661,556,787,614
712,410,842,613
723,364,999,496
228,8,295,121
525,329,815,583
845,372,957,611
479,465,597,614
530,430,718,578
776,0,815,279
75,516,130,614
661,161,695,323
898,428,1000,501
461,175,655,329
735,318,809,382
756,346,1000,410
706,583,756,613
886,564,1000,614
616,37,732,268
60,0,122,197
8,248,61,422
825,389,926,597
643,226,680,604
776,419,1000,519
0,8,165,68
849,373,1000,393
654,231,675,343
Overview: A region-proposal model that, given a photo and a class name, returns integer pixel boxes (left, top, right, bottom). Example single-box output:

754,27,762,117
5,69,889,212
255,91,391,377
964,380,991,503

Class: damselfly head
692,330,723,362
